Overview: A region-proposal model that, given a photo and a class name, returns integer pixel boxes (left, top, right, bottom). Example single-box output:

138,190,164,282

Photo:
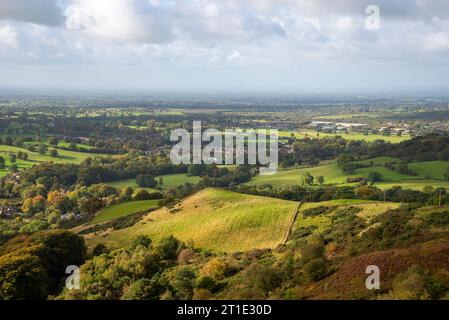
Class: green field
0,155,34,177
84,188,298,252
109,173,201,191
0,144,107,177
353,157,449,183
247,157,449,191
248,162,347,186
0,145,103,164
90,200,160,224
279,130,410,143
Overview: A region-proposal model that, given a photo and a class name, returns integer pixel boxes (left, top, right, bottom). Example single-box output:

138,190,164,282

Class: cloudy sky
1,0,449,94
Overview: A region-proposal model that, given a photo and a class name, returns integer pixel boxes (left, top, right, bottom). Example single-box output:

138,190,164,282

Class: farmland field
0,144,104,164
247,157,449,191
279,130,411,143
90,200,161,224
0,144,107,177
108,173,201,191
247,162,347,187
84,188,298,252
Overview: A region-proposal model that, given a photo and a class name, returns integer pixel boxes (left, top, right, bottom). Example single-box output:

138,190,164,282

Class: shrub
290,226,316,240
300,242,325,265
130,235,152,250
0,253,49,300
244,263,282,295
136,175,157,188
156,236,183,261
121,277,166,300
92,243,109,257
303,258,327,282
302,206,334,217
425,211,449,227
196,276,217,292
173,268,196,300
132,189,151,201
368,171,384,183
200,257,240,280
19,220,49,234
387,266,430,300
0,230,86,299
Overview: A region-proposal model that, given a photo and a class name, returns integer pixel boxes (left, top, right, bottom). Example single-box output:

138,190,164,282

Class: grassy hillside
247,157,449,191
409,161,449,180
84,188,298,252
90,200,161,224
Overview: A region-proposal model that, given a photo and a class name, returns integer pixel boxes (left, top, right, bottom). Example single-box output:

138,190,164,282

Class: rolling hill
83,188,299,252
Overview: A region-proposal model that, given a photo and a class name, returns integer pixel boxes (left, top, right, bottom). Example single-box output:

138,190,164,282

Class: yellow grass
84,188,298,253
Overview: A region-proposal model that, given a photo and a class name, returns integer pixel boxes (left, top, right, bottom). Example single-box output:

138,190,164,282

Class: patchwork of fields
247,157,449,191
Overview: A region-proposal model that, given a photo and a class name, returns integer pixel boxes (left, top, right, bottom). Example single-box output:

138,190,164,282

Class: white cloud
335,16,354,32
0,24,18,49
0,0,64,25
1,0,449,91
227,50,243,63
424,32,449,51
65,0,173,44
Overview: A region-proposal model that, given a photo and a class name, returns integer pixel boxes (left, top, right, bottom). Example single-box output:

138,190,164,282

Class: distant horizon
1,85,449,100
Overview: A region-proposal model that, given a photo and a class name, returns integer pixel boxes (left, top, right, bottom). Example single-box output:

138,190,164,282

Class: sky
1,0,449,94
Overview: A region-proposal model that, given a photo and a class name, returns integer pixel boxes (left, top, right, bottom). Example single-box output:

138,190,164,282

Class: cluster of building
308,121,369,132
308,121,412,136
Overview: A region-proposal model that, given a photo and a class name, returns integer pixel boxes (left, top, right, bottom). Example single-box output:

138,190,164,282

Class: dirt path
283,201,303,244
